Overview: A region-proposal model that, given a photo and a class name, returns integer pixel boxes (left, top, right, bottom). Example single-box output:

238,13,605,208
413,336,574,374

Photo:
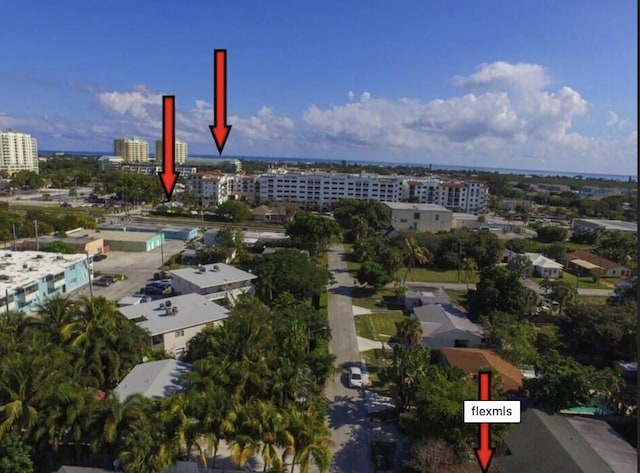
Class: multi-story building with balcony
0,251,92,313
185,171,231,207
0,129,38,175
255,170,405,209
156,139,187,165
114,137,149,163
403,178,488,214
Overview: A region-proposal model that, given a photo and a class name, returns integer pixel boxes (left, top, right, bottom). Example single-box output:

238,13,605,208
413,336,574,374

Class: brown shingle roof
440,347,524,392
565,250,625,270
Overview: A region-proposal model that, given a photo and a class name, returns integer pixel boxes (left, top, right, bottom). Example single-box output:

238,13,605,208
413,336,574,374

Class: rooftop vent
212,264,220,272
165,300,172,307
22,263,28,269
198,265,205,273
172,306,178,315
159,302,166,309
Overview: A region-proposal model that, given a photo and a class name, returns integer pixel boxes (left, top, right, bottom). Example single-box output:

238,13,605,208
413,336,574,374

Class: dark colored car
93,254,108,261
93,278,112,287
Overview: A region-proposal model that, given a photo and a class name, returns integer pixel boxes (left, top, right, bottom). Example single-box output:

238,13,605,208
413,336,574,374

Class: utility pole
12,223,17,251
35,220,39,251
457,240,462,282
85,253,94,300
160,235,165,268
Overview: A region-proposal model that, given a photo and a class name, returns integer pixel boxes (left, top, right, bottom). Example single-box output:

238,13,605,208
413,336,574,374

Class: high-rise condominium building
0,130,39,175
156,139,187,165
114,137,149,163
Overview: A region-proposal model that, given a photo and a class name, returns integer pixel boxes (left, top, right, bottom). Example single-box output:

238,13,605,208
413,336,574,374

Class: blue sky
0,0,637,174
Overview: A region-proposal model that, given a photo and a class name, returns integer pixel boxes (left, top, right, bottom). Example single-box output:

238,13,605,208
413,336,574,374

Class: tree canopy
285,212,341,256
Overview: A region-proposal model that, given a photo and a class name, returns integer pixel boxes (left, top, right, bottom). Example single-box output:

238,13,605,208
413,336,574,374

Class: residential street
395,280,614,297
325,244,374,473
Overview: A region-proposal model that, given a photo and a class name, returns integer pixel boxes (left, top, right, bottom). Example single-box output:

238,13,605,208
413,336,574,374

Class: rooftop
118,293,230,335
496,408,634,473
574,219,638,233
566,250,627,270
170,262,257,289
413,303,483,338
0,251,87,295
83,230,162,242
385,202,451,212
114,359,192,401
440,347,524,392
525,252,564,269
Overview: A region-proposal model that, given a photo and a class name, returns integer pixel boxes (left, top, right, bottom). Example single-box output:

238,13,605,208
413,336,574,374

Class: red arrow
158,95,179,200
475,372,495,473
209,49,232,154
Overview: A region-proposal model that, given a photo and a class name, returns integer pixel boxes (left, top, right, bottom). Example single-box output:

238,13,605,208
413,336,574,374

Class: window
175,329,185,337
435,214,439,221
414,212,420,220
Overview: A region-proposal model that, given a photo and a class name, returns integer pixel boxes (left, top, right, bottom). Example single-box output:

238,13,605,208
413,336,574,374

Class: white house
412,303,484,349
114,359,192,401
118,293,231,358
525,252,563,279
170,262,257,305
385,202,453,232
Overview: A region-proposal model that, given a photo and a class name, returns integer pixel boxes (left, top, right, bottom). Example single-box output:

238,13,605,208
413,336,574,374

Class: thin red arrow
475,372,495,473
158,95,179,200
209,49,232,154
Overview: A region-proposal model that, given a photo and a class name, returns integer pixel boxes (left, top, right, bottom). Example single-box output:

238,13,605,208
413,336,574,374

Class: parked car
93,254,107,261
93,277,112,287
143,286,165,295
348,366,363,389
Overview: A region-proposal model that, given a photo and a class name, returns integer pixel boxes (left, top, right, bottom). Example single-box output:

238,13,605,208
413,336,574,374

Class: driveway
326,244,373,473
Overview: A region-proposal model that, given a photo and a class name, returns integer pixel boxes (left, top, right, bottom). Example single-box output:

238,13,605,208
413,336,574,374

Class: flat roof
22,234,102,245
574,219,638,232
170,262,257,289
85,230,162,242
385,202,451,212
118,293,230,335
0,251,87,295
114,359,191,400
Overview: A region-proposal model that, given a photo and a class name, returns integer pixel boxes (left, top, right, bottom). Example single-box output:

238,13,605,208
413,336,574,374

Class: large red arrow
158,95,179,200
209,49,232,154
475,372,495,473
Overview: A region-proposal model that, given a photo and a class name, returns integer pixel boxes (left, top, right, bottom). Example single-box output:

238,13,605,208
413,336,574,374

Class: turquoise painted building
0,251,91,313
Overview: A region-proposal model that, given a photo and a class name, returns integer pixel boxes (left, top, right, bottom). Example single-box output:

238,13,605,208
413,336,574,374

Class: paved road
325,244,373,473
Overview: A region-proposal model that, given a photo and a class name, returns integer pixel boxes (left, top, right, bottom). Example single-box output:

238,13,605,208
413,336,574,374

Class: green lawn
444,289,469,309
575,295,609,305
361,348,394,396
533,271,619,290
351,287,399,311
394,267,478,284
354,312,406,341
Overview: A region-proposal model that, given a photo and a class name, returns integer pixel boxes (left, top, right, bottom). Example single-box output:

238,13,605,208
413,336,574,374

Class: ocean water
45,150,636,182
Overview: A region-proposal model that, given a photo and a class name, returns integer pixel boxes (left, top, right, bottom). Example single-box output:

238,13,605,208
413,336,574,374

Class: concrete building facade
20,234,104,256
0,130,38,175
114,137,149,163
0,251,91,313
85,230,164,252
385,202,453,232
156,139,188,165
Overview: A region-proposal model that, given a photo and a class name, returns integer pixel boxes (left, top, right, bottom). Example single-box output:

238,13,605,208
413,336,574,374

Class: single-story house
114,359,192,401
565,250,630,278
21,234,105,256
170,262,257,305
251,204,289,223
439,347,524,393
525,252,563,279
495,409,637,473
402,286,449,311
412,303,484,349
118,293,231,357
84,230,164,253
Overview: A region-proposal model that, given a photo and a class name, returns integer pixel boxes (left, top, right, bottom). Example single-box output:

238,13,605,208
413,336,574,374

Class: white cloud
453,61,550,92
606,111,627,130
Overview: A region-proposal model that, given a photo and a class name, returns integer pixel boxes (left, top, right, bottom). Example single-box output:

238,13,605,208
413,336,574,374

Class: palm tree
402,237,429,286
36,294,74,339
461,257,478,290
288,409,332,473
396,318,423,346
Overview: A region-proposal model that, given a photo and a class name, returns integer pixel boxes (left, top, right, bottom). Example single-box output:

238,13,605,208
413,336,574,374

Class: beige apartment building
156,139,187,165
114,137,149,162
0,129,38,175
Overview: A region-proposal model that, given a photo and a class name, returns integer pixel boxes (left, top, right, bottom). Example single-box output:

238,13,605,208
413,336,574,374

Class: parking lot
71,240,186,302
